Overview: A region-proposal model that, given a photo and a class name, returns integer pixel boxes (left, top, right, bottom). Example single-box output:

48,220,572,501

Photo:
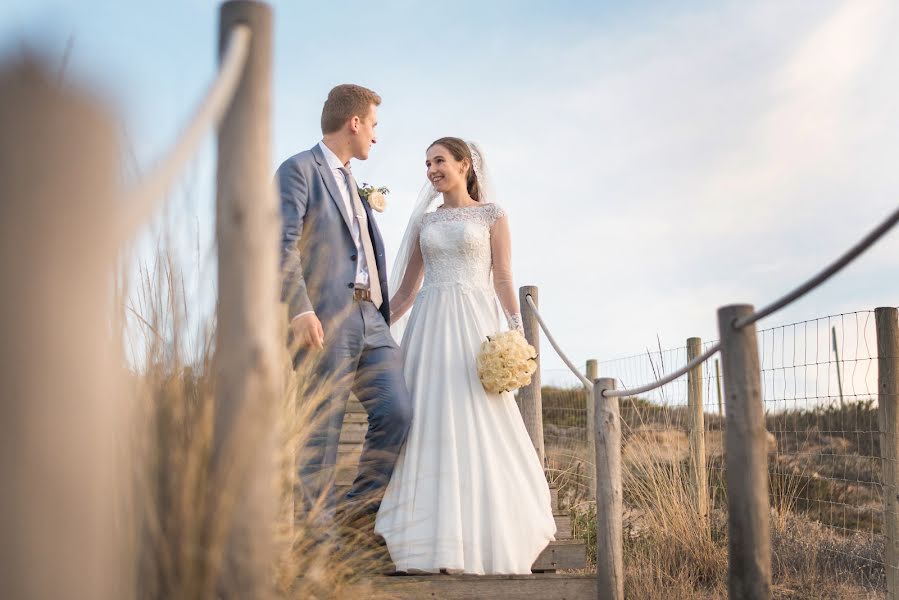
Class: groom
277,84,412,531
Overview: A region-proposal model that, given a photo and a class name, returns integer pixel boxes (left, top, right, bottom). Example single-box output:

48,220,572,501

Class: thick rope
525,295,722,397
525,295,594,389
735,203,899,329
120,25,251,237
602,343,720,398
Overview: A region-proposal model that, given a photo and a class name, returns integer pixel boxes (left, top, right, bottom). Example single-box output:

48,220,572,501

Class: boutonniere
358,183,389,213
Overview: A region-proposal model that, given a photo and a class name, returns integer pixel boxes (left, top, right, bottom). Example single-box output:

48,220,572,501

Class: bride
374,137,556,574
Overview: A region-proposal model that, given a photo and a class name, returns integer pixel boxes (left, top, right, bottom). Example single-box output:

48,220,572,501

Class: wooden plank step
346,397,365,413
340,415,368,431
371,573,596,600
337,428,366,444
350,540,586,572
554,513,571,539
342,412,368,424
336,454,361,468
532,540,586,571
335,464,359,483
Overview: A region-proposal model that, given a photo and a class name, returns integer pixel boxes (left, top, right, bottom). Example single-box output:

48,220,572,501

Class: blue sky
2,0,898,384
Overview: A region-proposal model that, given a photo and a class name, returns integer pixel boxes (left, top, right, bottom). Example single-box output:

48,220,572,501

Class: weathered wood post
715,358,724,417
594,378,623,600
718,305,772,600
687,337,709,524
213,2,278,597
832,326,845,408
586,359,598,500
280,302,298,534
520,285,545,465
0,59,127,600
877,307,899,599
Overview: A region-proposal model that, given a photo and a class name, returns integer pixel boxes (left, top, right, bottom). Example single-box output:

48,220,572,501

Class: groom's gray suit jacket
277,144,391,328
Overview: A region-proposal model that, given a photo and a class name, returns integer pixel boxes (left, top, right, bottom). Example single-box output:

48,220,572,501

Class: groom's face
351,104,379,161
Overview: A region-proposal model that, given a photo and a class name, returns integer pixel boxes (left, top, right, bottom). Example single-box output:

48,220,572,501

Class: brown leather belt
353,287,372,302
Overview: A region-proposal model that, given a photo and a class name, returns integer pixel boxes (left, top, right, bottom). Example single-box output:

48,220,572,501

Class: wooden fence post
594,378,623,600
718,305,772,600
280,302,298,535
0,59,127,600
832,326,845,408
877,307,899,599
586,359,598,500
519,285,545,466
715,358,724,417
687,337,709,523
213,2,278,597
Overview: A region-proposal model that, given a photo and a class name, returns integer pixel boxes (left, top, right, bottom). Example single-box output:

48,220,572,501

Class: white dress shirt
318,141,373,288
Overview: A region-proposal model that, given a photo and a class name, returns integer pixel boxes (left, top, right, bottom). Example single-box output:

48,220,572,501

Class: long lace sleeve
490,210,523,332
390,232,424,322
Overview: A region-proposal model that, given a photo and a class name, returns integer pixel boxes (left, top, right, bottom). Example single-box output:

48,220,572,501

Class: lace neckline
435,203,490,211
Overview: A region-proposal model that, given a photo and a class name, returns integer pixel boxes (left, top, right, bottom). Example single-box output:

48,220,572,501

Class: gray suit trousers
294,299,412,526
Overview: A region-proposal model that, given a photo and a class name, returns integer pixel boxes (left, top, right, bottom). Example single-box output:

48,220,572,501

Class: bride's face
426,145,469,194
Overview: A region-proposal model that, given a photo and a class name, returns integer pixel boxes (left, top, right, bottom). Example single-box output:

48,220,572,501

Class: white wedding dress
374,202,556,575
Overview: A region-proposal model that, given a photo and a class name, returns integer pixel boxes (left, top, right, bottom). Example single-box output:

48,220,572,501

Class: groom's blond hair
321,84,381,134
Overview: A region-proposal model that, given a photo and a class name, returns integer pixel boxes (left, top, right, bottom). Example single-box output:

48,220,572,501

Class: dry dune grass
618,437,728,599
562,399,887,600
127,252,396,600
623,427,690,464
0,56,399,598
0,37,408,600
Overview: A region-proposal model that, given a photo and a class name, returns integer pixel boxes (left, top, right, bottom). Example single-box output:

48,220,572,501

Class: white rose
368,191,387,212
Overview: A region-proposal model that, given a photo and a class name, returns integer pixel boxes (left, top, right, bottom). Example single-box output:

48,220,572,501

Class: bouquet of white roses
476,330,538,394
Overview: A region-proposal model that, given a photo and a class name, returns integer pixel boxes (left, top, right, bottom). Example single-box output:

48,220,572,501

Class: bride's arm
389,233,424,322
490,212,523,332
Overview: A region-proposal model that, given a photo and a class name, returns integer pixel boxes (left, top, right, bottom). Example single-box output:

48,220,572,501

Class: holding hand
290,312,325,350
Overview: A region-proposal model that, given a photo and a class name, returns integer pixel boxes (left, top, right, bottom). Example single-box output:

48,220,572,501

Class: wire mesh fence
541,367,592,509
757,311,884,589
541,309,889,593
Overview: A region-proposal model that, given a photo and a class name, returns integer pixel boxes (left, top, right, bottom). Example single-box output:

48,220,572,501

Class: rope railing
602,342,720,398
525,294,722,398
120,24,251,237
524,294,594,389
526,203,899,402
734,203,899,330
524,204,897,598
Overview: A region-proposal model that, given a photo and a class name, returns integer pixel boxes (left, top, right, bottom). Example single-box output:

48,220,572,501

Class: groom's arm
277,160,315,320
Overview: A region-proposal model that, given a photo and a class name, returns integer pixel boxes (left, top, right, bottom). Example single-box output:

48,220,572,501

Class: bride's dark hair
428,137,481,202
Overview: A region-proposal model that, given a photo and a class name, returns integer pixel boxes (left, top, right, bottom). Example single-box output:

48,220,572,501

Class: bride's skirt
374,285,556,575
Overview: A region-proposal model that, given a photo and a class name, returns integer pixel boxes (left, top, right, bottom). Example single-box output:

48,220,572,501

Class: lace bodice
419,204,505,290
389,202,522,330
